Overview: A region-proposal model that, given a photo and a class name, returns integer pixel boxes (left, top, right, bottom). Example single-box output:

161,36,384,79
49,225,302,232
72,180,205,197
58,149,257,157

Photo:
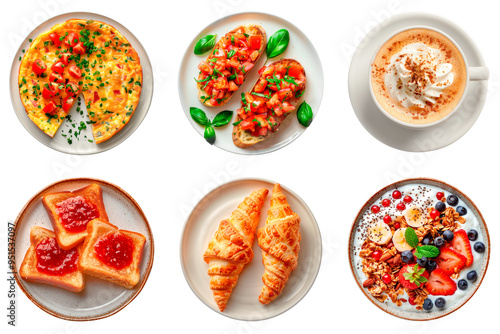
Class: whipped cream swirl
385,43,454,108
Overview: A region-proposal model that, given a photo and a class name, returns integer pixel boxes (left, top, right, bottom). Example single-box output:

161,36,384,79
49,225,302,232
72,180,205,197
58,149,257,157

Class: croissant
257,184,301,304
203,188,269,311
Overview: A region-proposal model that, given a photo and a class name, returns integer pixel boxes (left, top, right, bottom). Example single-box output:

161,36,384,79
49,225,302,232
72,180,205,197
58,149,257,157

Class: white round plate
348,13,488,152
180,178,322,320
10,12,154,155
178,12,324,155
14,178,155,321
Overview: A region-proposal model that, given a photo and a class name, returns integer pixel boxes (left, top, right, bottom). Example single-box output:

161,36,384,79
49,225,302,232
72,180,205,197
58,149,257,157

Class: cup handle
469,67,490,81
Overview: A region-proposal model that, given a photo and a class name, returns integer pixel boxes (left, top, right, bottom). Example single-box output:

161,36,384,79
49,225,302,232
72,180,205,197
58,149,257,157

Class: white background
1,0,498,333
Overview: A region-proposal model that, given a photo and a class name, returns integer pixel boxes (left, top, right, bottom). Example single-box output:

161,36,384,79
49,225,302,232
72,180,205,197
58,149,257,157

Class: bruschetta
232,59,306,148
196,24,266,107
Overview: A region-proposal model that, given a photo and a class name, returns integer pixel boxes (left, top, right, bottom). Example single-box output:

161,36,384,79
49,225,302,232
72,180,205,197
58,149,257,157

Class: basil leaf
212,110,233,127
405,227,419,249
266,29,290,58
190,107,209,126
204,126,216,145
194,34,217,55
416,245,440,258
227,49,236,59
297,101,313,127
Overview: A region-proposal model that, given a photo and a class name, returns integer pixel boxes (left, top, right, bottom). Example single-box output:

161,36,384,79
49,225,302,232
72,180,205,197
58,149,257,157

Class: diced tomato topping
288,64,302,78
254,78,267,93
49,32,61,47
43,101,57,114
68,65,82,79
214,76,228,90
235,74,244,85
32,59,47,75
278,88,293,100
73,42,86,55
49,72,64,83
113,90,121,95
42,83,60,99
243,62,254,73
248,35,262,50
59,53,72,65
65,32,79,48
240,119,256,131
65,81,80,96
258,127,268,136
51,61,65,74
198,61,213,75
258,66,266,76
228,81,238,91
62,96,74,112
117,64,123,69
93,91,100,103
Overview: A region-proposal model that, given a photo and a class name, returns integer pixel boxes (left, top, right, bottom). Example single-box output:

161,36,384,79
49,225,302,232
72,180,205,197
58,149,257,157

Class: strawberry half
426,268,457,296
398,264,429,290
450,229,474,267
435,247,466,276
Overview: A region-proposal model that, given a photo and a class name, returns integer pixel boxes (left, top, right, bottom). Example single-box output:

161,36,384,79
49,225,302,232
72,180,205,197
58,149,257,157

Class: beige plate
349,178,490,321
13,178,155,321
180,178,322,321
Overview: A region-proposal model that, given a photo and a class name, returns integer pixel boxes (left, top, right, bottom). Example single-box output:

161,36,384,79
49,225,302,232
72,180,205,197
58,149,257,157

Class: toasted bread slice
42,184,108,250
79,219,146,289
19,226,84,292
232,59,306,148
197,24,267,107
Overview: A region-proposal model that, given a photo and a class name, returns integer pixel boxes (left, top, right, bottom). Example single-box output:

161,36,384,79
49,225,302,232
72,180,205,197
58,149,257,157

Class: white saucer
180,178,322,321
348,13,488,152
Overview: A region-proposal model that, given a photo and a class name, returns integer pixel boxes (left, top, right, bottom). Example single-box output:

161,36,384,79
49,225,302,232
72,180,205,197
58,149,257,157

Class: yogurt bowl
348,178,490,320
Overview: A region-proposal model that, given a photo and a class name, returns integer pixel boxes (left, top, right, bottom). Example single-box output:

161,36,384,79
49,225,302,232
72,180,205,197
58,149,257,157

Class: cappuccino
371,28,467,125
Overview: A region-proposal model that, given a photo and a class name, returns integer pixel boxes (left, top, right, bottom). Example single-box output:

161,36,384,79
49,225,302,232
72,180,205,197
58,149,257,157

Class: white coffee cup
369,26,489,129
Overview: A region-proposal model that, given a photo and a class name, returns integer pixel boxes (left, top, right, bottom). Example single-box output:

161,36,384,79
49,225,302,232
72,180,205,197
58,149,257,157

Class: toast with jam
42,184,108,250
19,226,84,292
79,219,146,289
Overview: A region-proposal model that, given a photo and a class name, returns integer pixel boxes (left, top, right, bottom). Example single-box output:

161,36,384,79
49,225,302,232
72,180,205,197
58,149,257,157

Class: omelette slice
18,19,143,144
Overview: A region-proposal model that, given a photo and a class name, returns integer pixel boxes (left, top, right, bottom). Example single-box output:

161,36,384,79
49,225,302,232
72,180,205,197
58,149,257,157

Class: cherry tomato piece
32,59,47,75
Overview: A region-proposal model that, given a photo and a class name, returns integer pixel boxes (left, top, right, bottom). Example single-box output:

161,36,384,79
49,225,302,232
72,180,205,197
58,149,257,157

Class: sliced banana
404,206,426,227
393,228,413,252
367,221,392,245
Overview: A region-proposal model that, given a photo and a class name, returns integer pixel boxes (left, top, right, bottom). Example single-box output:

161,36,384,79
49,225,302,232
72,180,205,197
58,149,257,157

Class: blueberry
458,279,468,290
447,195,459,206
435,297,446,309
422,236,433,245
435,201,446,212
401,250,414,263
417,256,428,268
442,230,454,242
456,206,467,216
474,241,485,253
423,298,433,310
426,260,438,273
434,236,446,248
467,270,478,282
468,229,478,241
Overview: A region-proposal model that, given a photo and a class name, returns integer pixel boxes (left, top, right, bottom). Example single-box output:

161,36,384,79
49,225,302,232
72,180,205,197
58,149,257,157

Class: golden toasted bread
19,226,84,292
79,219,146,289
232,59,306,148
42,184,108,250
197,24,266,107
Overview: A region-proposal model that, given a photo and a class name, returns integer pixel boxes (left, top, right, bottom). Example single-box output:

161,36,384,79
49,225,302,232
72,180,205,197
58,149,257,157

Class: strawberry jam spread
94,232,134,270
55,196,99,233
35,237,78,276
